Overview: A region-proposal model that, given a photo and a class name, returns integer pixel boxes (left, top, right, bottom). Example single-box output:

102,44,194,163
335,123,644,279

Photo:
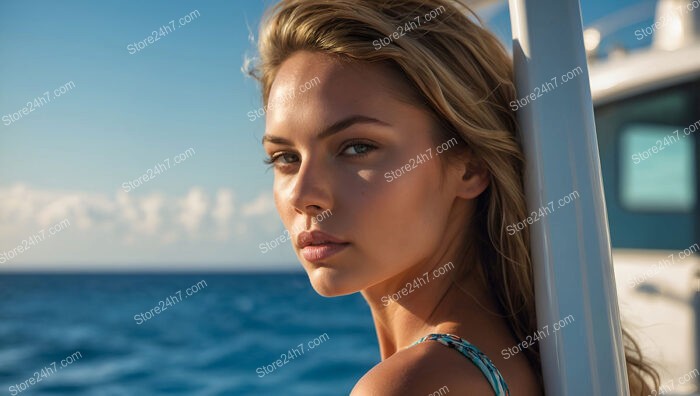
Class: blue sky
0,0,658,271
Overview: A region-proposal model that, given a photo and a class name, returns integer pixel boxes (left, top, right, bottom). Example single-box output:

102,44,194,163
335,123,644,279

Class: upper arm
350,343,495,396
351,365,428,396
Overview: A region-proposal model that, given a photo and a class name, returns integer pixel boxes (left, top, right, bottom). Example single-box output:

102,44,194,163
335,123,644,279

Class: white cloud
177,188,209,235
139,194,164,235
0,184,275,246
212,189,235,240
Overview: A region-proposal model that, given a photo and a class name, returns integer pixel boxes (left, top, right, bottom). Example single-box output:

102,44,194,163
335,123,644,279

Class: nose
287,156,333,222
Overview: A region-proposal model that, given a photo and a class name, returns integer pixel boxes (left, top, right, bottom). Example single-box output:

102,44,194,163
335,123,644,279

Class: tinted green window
620,124,695,212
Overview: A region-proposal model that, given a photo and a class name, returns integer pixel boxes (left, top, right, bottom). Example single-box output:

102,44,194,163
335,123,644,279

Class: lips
297,230,349,262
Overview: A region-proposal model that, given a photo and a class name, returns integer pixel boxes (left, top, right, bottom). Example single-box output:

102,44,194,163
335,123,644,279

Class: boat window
594,79,698,250
620,123,695,212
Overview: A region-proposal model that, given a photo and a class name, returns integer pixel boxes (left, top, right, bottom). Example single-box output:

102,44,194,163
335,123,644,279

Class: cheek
356,164,450,271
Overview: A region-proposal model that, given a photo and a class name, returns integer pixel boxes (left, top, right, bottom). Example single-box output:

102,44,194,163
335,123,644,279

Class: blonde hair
248,0,660,393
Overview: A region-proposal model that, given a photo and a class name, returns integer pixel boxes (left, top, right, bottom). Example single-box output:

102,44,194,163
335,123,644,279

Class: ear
456,157,490,200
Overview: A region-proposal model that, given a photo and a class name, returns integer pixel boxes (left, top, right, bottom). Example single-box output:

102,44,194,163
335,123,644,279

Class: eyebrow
261,115,391,145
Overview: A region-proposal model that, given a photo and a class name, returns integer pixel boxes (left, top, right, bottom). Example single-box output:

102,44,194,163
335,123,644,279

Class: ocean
0,273,380,396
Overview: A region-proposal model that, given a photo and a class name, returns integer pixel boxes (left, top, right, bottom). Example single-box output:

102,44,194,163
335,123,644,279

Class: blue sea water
0,273,380,396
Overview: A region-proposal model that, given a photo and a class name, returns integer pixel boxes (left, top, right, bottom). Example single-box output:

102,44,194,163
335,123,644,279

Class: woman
250,0,660,394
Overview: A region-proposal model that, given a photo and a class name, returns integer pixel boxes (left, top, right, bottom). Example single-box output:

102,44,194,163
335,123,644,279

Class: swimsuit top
410,333,510,396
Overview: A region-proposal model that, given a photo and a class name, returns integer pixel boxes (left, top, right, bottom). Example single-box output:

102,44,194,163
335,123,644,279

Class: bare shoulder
350,340,495,396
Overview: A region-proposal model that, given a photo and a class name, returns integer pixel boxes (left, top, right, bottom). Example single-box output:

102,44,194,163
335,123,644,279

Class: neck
361,248,502,359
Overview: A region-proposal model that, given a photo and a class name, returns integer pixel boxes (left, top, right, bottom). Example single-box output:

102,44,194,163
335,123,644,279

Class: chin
305,266,359,297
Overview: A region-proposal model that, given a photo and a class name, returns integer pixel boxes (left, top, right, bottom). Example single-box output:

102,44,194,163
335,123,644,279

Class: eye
263,152,299,167
340,141,377,157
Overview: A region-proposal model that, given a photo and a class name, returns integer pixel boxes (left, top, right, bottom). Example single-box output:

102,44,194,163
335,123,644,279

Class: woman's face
262,51,484,297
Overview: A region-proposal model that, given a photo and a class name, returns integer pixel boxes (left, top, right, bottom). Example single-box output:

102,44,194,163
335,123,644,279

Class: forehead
265,51,415,132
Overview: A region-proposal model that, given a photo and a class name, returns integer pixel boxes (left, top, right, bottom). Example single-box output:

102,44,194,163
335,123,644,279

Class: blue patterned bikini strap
412,333,510,396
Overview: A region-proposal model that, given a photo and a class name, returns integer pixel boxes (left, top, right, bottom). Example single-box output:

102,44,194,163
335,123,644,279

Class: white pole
506,0,630,394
